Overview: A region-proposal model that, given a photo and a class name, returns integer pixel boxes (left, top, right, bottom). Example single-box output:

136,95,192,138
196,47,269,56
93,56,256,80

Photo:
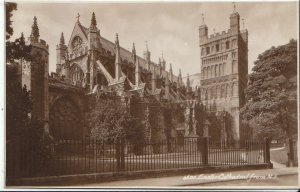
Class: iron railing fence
6,137,271,179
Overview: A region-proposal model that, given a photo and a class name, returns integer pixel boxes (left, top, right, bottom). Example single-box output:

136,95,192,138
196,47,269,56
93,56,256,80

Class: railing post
288,138,295,167
263,137,272,168
120,138,125,171
202,137,209,166
116,139,120,172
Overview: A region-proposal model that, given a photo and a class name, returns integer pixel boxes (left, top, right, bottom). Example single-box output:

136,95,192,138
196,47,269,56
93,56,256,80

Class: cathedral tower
199,7,248,141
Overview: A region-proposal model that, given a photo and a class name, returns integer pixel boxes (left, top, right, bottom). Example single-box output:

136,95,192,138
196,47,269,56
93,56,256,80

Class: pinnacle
60,32,65,45
115,33,119,46
91,12,97,27
132,43,136,54
31,16,40,39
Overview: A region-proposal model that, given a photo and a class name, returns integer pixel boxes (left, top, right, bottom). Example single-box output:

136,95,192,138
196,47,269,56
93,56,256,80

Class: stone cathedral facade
16,9,248,143
199,9,248,141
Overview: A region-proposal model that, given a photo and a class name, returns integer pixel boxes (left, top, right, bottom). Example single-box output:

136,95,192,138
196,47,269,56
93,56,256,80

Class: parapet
200,28,241,45
31,38,49,52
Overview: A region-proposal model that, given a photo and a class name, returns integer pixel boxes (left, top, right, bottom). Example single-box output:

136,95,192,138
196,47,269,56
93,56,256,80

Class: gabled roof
67,21,89,50
68,21,180,84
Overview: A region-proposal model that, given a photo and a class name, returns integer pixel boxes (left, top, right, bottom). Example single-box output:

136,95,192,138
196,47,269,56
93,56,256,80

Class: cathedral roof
77,22,179,84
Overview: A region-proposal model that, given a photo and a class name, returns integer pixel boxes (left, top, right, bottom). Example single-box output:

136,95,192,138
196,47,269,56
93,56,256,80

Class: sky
10,1,298,76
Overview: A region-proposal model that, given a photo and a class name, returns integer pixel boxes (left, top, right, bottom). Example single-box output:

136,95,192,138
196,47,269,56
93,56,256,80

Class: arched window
226,41,230,49
206,47,210,54
72,36,83,52
219,64,222,77
208,88,211,100
233,82,238,96
211,87,215,99
203,67,206,79
205,89,208,100
215,65,218,77
221,85,225,98
70,64,84,86
201,48,205,56
232,39,237,48
216,85,220,98
207,66,210,78
210,87,215,99
222,63,225,75
232,60,237,73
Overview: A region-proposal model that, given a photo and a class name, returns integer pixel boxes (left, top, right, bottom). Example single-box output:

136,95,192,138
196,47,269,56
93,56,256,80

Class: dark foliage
5,2,17,40
240,39,297,140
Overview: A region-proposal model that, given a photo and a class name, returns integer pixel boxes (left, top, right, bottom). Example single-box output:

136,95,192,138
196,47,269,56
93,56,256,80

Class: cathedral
18,8,248,143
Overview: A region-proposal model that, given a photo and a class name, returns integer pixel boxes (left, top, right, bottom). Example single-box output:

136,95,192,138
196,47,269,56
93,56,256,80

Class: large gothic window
70,64,84,86
72,36,83,52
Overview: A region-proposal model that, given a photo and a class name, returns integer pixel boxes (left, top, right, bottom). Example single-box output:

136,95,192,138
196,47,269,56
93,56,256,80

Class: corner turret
56,32,67,75
199,14,208,44
230,3,240,34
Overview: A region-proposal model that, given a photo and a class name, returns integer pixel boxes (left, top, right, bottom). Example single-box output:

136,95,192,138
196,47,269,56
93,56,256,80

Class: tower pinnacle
187,73,190,89
76,13,80,22
31,16,40,41
115,33,119,47
233,2,237,13
91,12,97,27
60,32,65,45
145,41,149,51
132,42,136,62
202,13,205,25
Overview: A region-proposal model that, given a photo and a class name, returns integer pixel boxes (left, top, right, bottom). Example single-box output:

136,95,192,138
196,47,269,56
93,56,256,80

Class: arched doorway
49,97,83,140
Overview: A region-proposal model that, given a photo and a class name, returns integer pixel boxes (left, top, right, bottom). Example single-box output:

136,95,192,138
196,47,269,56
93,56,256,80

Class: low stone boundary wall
7,163,273,186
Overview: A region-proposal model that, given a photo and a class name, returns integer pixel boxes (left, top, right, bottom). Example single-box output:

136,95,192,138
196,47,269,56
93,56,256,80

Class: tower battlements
200,28,245,46
31,39,49,52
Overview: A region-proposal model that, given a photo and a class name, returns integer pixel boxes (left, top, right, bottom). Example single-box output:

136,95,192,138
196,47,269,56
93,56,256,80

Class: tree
6,32,32,64
5,3,54,176
88,91,144,143
6,2,17,40
6,2,32,139
6,3,31,64
241,39,297,140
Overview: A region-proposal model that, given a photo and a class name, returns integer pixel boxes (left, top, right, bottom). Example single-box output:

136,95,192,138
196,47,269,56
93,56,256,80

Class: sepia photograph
2,0,299,190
